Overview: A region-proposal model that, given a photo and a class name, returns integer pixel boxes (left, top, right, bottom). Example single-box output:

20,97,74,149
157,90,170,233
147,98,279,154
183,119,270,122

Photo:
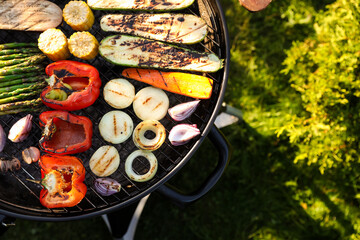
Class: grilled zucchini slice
87,0,194,11
100,13,207,44
99,35,223,73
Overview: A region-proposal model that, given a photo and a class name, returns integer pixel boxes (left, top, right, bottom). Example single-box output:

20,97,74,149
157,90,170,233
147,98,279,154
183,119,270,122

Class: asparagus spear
2,55,46,69
0,54,46,68
0,105,44,116
0,98,42,112
0,65,44,76
0,90,42,104
0,76,45,88
0,72,41,82
0,53,37,61
0,43,38,50
0,48,40,56
0,83,37,93
0,82,46,99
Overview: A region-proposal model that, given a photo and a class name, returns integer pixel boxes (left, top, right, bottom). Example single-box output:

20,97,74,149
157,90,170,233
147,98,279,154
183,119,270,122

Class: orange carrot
122,68,213,99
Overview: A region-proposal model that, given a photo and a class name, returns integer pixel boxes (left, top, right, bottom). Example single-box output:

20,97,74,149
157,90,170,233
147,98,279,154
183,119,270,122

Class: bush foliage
279,0,360,172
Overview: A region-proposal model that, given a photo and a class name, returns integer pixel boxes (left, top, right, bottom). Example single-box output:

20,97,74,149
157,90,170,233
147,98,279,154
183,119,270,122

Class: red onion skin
8,114,33,143
169,124,200,146
168,100,200,121
94,178,121,196
0,124,6,152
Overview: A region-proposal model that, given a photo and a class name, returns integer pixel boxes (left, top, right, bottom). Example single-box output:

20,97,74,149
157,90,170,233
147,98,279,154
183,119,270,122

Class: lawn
4,0,360,239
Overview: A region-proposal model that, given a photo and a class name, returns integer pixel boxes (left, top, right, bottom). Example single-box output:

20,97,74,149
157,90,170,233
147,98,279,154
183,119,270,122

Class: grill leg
102,194,150,240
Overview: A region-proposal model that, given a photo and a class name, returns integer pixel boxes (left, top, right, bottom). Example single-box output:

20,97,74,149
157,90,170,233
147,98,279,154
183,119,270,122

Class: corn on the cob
38,28,70,61
63,1,94,31
68,32,99,60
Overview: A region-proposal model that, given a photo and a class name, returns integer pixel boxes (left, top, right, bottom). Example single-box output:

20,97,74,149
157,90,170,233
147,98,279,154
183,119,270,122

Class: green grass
4,0,360,239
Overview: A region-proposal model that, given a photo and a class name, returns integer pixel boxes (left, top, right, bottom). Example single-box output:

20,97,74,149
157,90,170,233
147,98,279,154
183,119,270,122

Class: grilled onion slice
99,111,133,144
125,150,157,182
103,78,135,109
133,120,166,151
90,145,120,177
133,87,169,121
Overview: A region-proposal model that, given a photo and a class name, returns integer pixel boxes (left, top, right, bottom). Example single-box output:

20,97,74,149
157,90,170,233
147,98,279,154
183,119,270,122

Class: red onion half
94,178,121,196
168,124,200,146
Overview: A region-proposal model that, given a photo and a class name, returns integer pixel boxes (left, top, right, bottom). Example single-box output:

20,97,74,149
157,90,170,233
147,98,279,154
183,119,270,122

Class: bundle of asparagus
0,43,47,115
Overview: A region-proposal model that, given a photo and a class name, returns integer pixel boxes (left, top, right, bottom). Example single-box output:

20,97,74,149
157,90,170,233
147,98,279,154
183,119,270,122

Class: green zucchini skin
87,0,195,11
100,13,208,44
99,35,223,73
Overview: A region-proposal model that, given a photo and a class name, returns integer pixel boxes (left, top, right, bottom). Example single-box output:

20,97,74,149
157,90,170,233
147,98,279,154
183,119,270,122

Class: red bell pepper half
40,60,101,111
39,110,92,155
39,154,87,208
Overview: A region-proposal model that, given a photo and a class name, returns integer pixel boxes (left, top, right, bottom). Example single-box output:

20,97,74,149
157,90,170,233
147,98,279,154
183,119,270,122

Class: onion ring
132,120,166,151
125,150,158,182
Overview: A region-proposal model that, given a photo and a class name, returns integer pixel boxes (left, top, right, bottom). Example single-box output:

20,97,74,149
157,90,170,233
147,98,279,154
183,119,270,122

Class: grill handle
156,125,230,207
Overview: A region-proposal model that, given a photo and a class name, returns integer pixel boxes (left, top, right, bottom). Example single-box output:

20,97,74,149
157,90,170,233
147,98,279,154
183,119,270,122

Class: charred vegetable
63,1,94,31
8,114,33,142
100,13,207,44
38,29,70,61
0,124,6,152
133,87,169,121
168,124,200,146
133,120,166,151
103,78,135,109
0,157,21,172
99,35,223,72
39,111,93,155
94,178,121,196
89,145,120,177
38,154,87,208
68,32,99,60
99,111,133,144
125,150,157,182
122,68,213,99
22,147,41,164
0,0,62,31
88,0,194,11
168,100,200,121
41,61,102,111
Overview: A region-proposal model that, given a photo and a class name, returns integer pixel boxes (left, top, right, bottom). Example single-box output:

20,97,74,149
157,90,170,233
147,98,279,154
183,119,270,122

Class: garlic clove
168,100,200,121
0,124,6,152
22,147,40,164
168,124,200,146
8,114,33,143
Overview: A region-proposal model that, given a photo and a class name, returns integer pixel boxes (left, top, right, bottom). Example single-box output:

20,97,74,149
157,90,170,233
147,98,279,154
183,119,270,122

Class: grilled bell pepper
39,154,87,208
39,110,92,155
40,60,101,111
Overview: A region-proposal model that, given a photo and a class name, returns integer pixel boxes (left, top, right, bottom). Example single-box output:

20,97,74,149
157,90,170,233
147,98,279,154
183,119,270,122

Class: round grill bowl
0,0,229,221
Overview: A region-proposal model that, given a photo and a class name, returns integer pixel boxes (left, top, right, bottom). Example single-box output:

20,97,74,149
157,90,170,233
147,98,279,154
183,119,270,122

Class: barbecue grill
0,0,230,233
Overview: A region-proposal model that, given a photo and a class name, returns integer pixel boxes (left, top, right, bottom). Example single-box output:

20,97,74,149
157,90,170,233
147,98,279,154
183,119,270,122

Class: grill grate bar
11,171,39,200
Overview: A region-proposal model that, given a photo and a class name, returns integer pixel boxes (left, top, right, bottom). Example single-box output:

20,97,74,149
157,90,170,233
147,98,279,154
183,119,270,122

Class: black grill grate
0,0,228,220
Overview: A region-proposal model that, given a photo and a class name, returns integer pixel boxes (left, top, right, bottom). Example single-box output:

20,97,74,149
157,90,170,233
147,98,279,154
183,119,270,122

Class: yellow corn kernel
68,32,99,60
63,1,94,31
38,28,70,61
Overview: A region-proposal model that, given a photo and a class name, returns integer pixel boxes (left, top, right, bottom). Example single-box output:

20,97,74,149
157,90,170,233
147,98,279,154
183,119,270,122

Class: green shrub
279,0,360,173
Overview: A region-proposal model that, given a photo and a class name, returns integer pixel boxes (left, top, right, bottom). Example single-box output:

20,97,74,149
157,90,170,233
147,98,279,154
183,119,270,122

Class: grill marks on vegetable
92,146,114,175
100,35,222,72
0,0,63,31
101,13,207,44
88,0,193,10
